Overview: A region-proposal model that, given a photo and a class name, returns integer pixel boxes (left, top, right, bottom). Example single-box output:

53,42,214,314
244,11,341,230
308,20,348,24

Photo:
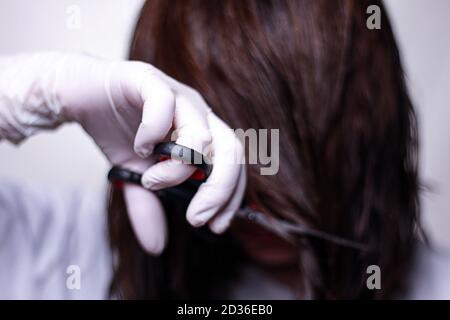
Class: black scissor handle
108,142,212,186
107,166,142,185
154,142,212,178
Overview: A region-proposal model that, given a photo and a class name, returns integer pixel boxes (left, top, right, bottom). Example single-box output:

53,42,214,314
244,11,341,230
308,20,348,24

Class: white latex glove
0,52,246,255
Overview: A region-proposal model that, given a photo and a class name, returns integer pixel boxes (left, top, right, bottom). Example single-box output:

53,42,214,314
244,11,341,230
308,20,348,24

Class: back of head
111,0,420,299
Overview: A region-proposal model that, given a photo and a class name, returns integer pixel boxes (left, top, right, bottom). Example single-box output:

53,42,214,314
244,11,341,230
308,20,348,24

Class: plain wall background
0,1,449,249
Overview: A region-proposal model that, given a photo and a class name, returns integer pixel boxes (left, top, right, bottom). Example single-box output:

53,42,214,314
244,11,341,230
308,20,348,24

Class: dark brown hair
108,0,421,299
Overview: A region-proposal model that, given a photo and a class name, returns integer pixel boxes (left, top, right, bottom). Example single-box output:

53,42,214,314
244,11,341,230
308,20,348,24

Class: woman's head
109,0,420,299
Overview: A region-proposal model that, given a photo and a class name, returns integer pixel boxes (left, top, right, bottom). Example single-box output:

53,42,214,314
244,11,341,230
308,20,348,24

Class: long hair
108,0,421,299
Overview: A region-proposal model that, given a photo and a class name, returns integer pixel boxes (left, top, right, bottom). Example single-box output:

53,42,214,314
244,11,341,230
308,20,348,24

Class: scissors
108,142,367,251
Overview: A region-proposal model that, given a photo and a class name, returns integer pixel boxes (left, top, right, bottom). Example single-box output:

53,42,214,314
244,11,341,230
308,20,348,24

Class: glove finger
133,72,176,158
140,89,213,190
123,183,167,255
209,164,246,234
186,113,243,227
172,92,212,154
141,159,196,190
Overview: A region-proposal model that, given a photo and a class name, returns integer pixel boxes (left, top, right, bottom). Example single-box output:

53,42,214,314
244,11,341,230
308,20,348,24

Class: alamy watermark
66,4,82,30
366,265,381,290
66,265,81,290
366,5,381,30
169,128,280,176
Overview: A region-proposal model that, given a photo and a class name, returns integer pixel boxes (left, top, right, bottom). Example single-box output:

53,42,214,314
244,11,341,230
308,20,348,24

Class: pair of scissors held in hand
107,142,367,251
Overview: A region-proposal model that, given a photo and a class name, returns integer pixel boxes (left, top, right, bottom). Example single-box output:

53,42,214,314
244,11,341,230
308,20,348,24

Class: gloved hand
0,52,246,254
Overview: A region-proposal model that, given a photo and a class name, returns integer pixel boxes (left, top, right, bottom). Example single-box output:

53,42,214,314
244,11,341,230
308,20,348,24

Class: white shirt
0,179,449,299
0,179,111,299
